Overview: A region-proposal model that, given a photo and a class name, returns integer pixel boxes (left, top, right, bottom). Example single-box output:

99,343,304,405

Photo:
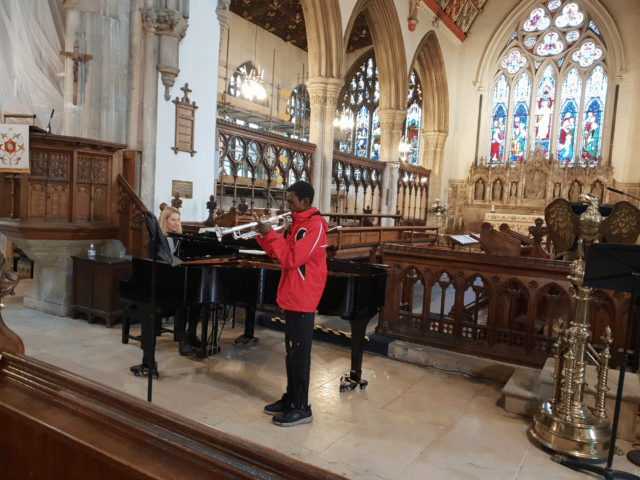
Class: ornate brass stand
530,194,640,460
529,261,613,458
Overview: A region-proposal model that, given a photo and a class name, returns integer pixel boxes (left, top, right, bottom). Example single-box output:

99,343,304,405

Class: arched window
337,53,423,164
227,61,269,108
404,70,423,165
290,84,310,125
489,2,608,167
337,53,380,160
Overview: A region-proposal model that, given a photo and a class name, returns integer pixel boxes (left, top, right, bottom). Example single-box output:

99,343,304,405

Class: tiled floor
2,283,640,480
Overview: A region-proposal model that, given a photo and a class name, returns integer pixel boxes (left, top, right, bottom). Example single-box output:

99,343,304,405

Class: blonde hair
158,206,182,235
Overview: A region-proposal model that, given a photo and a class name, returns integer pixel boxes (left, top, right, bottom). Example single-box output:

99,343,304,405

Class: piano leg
235,302,259,346
340,316,370,392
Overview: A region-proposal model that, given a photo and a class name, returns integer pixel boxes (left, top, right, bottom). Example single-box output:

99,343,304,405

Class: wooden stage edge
0,352,346,480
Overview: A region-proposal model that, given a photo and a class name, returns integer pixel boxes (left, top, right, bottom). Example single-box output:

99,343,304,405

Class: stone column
422,130,448,204
378,109,406,224
213,1,232,202
138,7,188,210
306,76,344,214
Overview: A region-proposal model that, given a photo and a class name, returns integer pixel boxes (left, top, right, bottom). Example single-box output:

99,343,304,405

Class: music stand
559,243,640,479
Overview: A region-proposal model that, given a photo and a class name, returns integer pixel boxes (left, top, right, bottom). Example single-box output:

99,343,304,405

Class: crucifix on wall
60,40,93,106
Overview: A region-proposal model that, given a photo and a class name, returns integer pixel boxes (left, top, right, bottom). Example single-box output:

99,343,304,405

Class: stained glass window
524,8,551,32
509,73,532,163
537,32,564,56
580,65,607,166
337,54,422,163
487,1,609,166
533,65,555,158
557,68,582,165
489,75,509,164
404,70,423,165
501,50,528,74
337,54,379,159
572,42,603,68
555,3,584,28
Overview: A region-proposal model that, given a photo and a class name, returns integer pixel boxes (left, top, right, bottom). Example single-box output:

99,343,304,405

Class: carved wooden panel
172,84,198,157
27,150,71,221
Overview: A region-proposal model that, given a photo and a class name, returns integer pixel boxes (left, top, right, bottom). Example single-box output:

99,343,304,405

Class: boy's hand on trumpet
253,215,272,237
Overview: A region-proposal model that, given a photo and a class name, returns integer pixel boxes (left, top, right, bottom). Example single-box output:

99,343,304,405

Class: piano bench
121,304,176,345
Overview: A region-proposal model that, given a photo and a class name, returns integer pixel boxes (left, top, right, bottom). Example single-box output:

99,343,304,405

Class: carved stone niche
453,146,616,232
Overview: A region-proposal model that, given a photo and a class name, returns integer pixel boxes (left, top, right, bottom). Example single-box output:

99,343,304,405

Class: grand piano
119,214,387,391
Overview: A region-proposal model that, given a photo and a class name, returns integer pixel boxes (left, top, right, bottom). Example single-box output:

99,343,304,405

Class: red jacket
256,208,328,313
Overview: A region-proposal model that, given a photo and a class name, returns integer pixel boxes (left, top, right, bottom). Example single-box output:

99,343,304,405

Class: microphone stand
46,109,54,135
607,187,640,203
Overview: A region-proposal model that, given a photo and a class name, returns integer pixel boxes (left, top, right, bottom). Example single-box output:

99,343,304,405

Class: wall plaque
172,180,193,199
171,83,198,157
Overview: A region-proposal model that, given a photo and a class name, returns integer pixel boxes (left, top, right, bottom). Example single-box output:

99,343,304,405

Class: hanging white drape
0,0,64,133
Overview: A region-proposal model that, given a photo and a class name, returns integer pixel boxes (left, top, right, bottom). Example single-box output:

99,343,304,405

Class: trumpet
199,212,292,241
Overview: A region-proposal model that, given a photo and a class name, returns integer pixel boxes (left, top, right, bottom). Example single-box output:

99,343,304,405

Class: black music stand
559,243,640,479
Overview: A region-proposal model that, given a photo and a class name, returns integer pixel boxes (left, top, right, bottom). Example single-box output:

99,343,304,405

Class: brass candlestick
529,194,640,459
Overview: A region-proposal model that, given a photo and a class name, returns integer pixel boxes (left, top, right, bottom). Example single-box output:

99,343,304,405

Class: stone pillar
213,1,232,202
138,7,188,209
422,130,448,204
306,76,344,214
378,109,406,224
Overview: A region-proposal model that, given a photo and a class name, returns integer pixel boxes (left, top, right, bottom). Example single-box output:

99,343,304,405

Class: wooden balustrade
332,151,384,215
332,152,430,224
216,120,316,212
378,244,631,369
397,163,430,224
116,174,149,258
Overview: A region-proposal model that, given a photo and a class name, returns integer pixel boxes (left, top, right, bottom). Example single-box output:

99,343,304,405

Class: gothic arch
300,0,344,79
345,0,407,111
410,31,449,133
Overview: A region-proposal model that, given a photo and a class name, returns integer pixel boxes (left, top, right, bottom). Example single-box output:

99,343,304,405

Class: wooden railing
116,174,148,258
327,213,403,227
397,163,430,224
377,244,631,369
331,151,430,224
332,151,384,215
327,226,439,260
216,120,316,213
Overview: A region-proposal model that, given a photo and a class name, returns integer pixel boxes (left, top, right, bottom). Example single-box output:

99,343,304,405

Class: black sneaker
187,333,202,349
178,340,196,356
264,398,294,416
272,407,313,427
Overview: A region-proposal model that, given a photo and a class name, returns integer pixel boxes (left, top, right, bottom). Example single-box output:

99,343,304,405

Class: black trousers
175,305,201,342
283,310,315,409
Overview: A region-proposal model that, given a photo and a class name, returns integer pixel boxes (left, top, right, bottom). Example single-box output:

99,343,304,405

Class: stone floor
2,281,640,480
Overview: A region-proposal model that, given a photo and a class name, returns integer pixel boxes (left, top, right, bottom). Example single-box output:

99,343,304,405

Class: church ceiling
229,0,487,52
229,0,372,52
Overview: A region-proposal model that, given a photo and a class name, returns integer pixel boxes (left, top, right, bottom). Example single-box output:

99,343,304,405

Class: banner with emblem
0,124,30,173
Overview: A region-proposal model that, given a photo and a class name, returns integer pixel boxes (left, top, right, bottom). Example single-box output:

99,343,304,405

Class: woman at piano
157,206,202,356
158,206,182,254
